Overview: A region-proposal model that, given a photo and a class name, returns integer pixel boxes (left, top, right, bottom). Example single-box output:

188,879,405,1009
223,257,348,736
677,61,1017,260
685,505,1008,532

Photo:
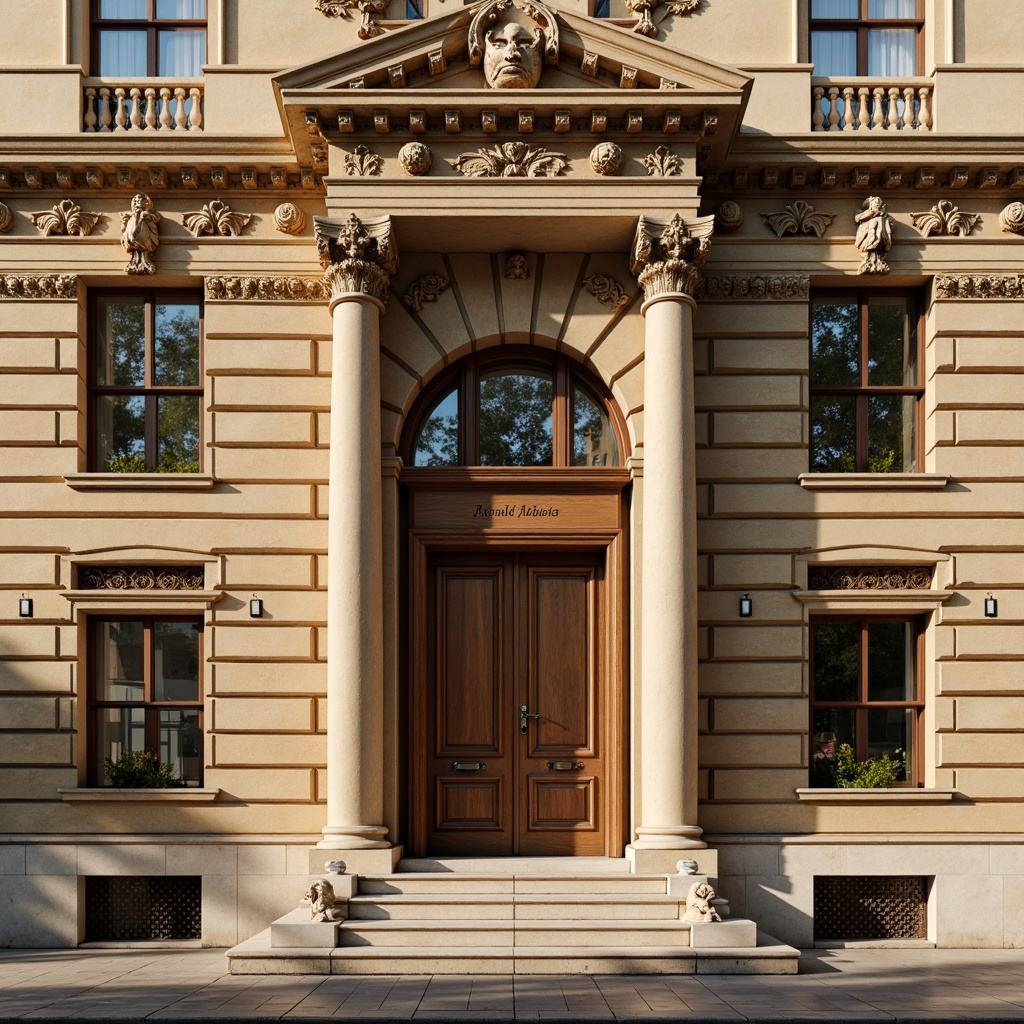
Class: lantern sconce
984,594,998,618
249,596,263,618
739,594,753,618
19,595,33,618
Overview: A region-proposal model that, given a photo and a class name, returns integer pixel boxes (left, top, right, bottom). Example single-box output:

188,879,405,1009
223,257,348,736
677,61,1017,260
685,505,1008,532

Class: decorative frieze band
934,275,1024,299
807,565,932,590
78,565,205,590
695,275,810,301
0,275,78,299
205,276,329,301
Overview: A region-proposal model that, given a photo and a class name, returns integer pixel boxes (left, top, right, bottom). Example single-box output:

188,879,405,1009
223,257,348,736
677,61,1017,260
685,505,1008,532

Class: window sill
794,589,953,606
795,788,956,803
798,473,950,491
64,473,215,491
58,788,220,803
61,590,224,612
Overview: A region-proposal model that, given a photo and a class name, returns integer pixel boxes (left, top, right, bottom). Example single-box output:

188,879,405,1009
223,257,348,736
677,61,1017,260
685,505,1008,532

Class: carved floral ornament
29,199,103,237
0,202,11,233
643,146,683,177
206,276,329,301
183,199,253,238
314,0,388,40
807,565,932,590
761,201,835,239
404,274,450,312
0,275,78,299
910,200,980,238
583,274,630,310
344,145,384,177
314,212,399,306
78,565,205,591
630,212,714,300
451,142,568,178
627,0,703,38
935,275,1024,299
999,202,1024,235
697,275,809,301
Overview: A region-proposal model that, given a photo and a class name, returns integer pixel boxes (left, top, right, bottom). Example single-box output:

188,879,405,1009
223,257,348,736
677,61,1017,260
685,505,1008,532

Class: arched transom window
405,350,623,468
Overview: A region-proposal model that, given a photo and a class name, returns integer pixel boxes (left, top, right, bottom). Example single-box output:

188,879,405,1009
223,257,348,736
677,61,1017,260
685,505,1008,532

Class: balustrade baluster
812,87,825,131
841,86,854,130
129,88,142,130
918,87,932,131
887,86,900,129
174,88,187,129
98,87,112,131
84,88,97,131
857,87,871,130
188,88,203,131
871,87,885,129
159,87,173,129
114,87,128,130
145,88,157,130
902,86,915,129
827,86,840,131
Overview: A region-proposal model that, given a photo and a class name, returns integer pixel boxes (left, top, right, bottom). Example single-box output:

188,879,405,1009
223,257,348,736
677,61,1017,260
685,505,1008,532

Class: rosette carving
274,203,307,235
999,202,1024,235
630,212,714,301
715,201,743,233
78,565,205,590
399,142,433,176
807,565,932,591
590,142,623,177
0,203,12,234
314,212,398,307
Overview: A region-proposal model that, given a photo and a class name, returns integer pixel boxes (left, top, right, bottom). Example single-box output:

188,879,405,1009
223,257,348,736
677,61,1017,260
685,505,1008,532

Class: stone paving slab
1,947,1024,1022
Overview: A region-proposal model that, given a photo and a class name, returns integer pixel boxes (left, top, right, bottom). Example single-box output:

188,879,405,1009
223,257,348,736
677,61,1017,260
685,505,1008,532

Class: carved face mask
483,22,543,89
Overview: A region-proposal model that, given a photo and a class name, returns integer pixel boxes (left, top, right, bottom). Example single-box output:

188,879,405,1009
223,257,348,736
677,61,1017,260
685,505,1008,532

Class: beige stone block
712,698,806,733
387,286,469,373
379,350,421,414
699,590,799,622
0,373,79,408
697,448,808,481
586,308,644,386
991,846,1024,875
531,252,585,344
214,696,314,732
166,844,238,875
777,843,848,875
213,660,325,694
25,845,76,875
938,661,1024,696
0,767,75,799
936,446,1024,478
933,696,955,732
0,696,58,730
939,591,1022,624
954,336,1024,372
213,448,328,482
956,769,1024,800
223,553,315,590
955,624,1024,658
695,375,802,410
214,733,326,766
214,374,330,409
711,769,806,802
77,844,167,876
238,874,311,941
0,875,79,947
446,253,500,345
206,767,314,801
215,411,315,446
956,697,1024,731
238,845,288,876
213,624,312,660
287,845,316,875
0,734,72,765
933,874,1004,947
700,734,803,767
0,409,56,443
0,846,26,874
205,301,330,340
956,409,1024,445
713,554,792,588
1,337,63,370
711,338,808,374
1004,875,1024,948
933,373,1024,410
202,872,239,946
694,303,808,338
742,875,813,948
0,446,79,477
0,551,60,587
700,661,804,696
712,625,802,660
940,733,1024,766
715,843,780,876
214,590,326,623
712,411,803,447
955,553,1024,588
205,338,314,374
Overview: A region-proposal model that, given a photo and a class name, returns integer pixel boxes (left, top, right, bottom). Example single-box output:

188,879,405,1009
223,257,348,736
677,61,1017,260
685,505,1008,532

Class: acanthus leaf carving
627,0,702,37
314,212,398,306
29,199,104,237
404,274,450,312
183,198,253,238
344,144,385,177
583,274,630,310
643,145,683,177
450,142,568,178
910,199,980,238
630,212,714,300
314,0,387,39
760,200,835,239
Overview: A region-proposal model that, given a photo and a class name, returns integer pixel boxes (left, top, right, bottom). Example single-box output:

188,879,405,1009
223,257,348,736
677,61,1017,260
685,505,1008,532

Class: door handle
450,760,487,772
547,760,585,772
520,704,541,734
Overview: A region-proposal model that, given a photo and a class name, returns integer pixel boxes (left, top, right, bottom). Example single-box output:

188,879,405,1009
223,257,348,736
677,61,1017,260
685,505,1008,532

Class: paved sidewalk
2,947,1024,1022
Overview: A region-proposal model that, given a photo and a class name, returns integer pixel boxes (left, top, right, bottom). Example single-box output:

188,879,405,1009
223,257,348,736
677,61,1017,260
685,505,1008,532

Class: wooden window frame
92,0,207,77
87,289,204,472
401,347,628,468
87,614,204,786
810,614,924,786
810,0,924,76
809,289,924,473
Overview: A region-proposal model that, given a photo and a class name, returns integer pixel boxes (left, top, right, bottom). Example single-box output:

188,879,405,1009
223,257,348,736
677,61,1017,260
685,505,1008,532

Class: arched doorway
400,348,631,857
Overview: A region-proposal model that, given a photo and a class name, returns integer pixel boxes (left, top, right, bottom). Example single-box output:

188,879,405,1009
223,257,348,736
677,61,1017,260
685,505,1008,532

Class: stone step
357,872,669,895
396,856,632,874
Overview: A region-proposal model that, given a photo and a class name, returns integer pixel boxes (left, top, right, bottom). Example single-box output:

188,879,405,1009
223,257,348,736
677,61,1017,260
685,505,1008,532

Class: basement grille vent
814,876,927,941
85,876,201,941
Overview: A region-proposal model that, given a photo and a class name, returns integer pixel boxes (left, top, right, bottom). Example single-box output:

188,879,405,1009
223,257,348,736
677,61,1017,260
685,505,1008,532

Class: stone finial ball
590,142,624,177
399,142,433,177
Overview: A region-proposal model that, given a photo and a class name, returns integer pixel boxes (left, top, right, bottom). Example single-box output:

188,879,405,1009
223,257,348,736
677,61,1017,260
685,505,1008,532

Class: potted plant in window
104,750,178,788
811,741,904,788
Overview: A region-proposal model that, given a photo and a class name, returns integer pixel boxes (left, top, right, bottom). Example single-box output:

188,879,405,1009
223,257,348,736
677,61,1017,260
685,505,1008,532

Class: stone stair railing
812,77,932,132
83,78,203,132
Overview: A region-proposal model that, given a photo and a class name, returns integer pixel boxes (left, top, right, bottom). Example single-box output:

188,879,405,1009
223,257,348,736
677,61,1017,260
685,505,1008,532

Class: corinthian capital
314,213,399,307
629,213,714,301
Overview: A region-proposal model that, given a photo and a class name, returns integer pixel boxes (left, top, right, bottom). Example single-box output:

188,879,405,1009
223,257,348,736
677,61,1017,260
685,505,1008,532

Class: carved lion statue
304,879,340,922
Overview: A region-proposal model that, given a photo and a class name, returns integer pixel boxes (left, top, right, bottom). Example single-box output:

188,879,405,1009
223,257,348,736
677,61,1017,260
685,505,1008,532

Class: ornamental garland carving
314,0,388,39
807,565,932,590
183,199,253,238
910,200,980,238
29,199,104,237
451,142,568,178
630,213,714,300
934,275,1024,299
78,565,205,591
314,212,398,306
205,276,329,301
999,202,1024,235
404,274,450,312
696,275,810,301
0,274,78,299
583,274,630,310
643,146,683,177
344,145,384,177
761,201,835,239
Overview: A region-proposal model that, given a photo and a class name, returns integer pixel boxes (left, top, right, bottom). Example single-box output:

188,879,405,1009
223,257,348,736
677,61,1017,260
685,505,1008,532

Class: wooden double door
413,550,617,856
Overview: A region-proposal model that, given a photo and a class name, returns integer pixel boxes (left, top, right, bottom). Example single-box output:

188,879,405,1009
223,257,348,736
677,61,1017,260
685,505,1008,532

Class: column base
627,824,707,873
317,825,390,850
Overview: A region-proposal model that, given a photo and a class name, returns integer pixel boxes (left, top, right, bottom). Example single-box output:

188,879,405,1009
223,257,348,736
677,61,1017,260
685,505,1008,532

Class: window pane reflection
96,296,146,387
161,710,201,785
95,707,146,784
479,369,553,467
812,621,859,702
573,385,619,466
95,621,146,702
868,395,915,472
811,395,857,472
867,621,914,701
154,303,200,386
413,387,459,466
154,622,200,702
811,300,859,386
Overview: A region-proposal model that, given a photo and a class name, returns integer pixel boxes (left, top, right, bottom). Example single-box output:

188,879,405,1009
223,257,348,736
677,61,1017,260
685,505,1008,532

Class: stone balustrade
812,77,932,132
83,79,204,132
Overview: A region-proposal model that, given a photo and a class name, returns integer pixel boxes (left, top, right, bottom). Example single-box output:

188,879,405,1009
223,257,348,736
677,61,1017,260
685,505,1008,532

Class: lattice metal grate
85,876,201,941
814,876,927,940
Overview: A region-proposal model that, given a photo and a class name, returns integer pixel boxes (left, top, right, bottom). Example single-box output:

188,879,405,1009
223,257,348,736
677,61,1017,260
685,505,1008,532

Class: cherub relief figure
854,195,894,275
120,192,161,275
468,0,559,90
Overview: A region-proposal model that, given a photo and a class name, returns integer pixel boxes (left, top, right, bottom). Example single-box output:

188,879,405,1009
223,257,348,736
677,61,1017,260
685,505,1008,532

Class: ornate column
314,212,397,854
628,213,713,868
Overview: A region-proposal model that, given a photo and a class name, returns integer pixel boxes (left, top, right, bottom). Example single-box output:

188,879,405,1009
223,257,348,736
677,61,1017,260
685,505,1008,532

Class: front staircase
227,858,798,975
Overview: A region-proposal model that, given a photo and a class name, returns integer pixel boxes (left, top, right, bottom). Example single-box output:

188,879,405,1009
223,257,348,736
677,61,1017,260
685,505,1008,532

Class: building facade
1,0,1023,955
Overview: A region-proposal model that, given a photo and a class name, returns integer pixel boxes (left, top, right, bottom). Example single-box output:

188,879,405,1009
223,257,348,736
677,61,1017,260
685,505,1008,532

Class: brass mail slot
450,760,487,772
547,760,584,771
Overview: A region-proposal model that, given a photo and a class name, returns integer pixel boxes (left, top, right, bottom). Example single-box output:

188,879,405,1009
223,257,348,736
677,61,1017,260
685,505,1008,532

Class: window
809,292,922,473
810,0,922,78
406,350,622,468
93,0,207,78
89,291,203,472
810,616,923,785
89,616,204,786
